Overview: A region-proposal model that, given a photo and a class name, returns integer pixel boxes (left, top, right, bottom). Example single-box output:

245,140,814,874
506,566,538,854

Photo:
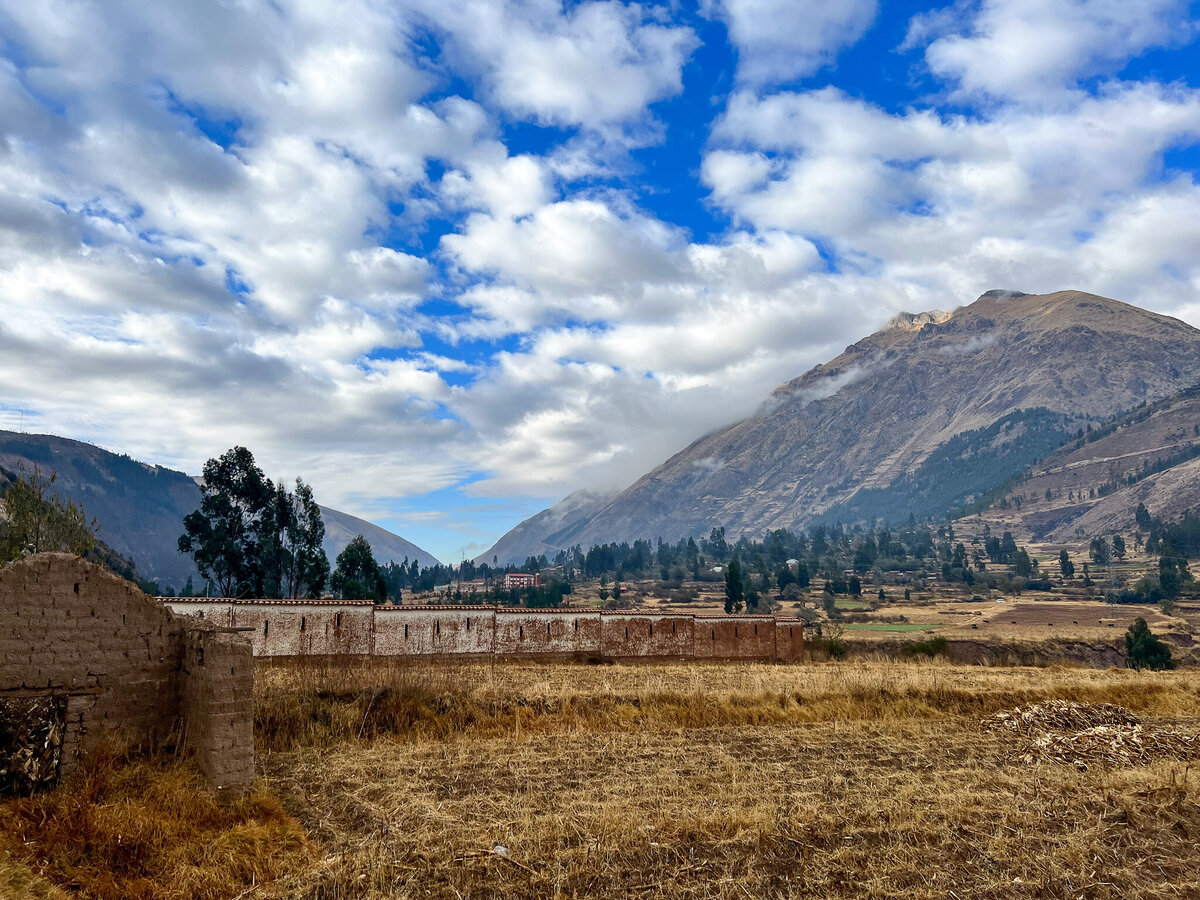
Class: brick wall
0,554,253,797
600,612,694,658
163,598,803,663
494,609,602,658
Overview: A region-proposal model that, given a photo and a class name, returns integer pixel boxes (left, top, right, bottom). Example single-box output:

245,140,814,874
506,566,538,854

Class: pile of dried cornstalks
0,696,64,795
984,700,1200,770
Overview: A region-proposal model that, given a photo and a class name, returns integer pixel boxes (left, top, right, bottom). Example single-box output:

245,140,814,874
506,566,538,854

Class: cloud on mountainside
0,0,1198,560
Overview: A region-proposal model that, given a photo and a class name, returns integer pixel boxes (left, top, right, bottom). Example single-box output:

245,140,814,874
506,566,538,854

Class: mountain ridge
0,431,441,587
480,289,1200,563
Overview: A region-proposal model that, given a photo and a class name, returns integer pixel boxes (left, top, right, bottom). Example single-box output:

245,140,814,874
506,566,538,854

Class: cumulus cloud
913,0,1196,104
414,0,697,132
708,0,878,87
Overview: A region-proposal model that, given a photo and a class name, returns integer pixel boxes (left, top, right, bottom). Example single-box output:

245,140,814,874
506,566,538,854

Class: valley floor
6,660,1200,899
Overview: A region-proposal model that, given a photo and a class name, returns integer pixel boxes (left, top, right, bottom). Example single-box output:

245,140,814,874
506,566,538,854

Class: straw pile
985,700,1200,770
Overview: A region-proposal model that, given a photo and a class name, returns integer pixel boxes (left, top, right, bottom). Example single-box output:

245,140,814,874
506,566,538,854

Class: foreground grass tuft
0,746,311,900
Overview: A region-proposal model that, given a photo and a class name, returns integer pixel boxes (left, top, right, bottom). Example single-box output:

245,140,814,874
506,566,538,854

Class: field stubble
254,659,1200,899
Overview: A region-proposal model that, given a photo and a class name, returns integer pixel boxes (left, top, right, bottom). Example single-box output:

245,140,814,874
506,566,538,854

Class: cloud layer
0,0,1197,561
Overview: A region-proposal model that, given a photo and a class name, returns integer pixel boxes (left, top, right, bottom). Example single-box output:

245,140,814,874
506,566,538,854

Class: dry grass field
5,658,1200,899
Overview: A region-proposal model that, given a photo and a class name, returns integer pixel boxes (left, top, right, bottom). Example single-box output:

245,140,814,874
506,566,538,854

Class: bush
905,636,949,658
1124,618,1174,671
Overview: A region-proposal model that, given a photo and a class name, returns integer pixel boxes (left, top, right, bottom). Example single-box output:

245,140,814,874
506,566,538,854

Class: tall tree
178,446,273,597
723,556,744,614
331,534,387,601
278,479,329,599
1058,549,1075,579
1124,618,1174,671
0,467,98,563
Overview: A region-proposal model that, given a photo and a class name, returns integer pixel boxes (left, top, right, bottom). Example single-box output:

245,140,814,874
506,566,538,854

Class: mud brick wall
161,598,805,664
600,613,694,658
494,609,602,657
694,616,777,659
774,619,805,661
0,554,253,796
230,600,373,656
0,554,182,769
373,607,496,656
180,629,254,799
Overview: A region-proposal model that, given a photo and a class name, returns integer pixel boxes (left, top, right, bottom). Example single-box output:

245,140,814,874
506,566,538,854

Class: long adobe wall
161,599,805,662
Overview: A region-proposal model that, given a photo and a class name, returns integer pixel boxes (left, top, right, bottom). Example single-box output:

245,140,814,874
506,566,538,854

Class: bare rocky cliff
483,290,1200,561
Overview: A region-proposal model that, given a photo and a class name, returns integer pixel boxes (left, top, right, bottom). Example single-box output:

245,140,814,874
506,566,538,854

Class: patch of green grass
834,598,871,610
845,623,944,632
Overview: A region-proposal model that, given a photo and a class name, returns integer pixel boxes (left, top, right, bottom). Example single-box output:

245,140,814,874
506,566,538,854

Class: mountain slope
967,383,1200,543
492,290,1200,554
473,489,615,566
0,432,440,587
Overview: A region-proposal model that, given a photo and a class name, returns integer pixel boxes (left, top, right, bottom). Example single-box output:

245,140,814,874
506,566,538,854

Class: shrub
1124,618,1174,671
905,636,949,658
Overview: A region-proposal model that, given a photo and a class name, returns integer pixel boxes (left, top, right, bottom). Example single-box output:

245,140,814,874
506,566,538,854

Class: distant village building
505,572,541,590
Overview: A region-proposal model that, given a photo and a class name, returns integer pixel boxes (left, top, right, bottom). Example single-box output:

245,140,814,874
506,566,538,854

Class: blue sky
1,0,1199,563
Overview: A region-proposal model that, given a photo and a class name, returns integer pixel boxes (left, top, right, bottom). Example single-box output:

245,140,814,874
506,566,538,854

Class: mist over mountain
0,432,440,588
482,290,1200,563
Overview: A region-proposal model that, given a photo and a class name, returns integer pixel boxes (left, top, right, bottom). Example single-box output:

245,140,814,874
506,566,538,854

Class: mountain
319,506,439,570
481,290,1200,562
968,383,1200,544
0,432,440,588
471,489,615,566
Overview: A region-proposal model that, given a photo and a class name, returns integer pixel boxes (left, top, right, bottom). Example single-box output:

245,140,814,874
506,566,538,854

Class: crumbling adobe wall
0,554,253,796
180,628,254,799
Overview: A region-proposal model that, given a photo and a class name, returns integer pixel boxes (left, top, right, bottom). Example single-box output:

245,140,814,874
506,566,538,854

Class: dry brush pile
985,699,1200,769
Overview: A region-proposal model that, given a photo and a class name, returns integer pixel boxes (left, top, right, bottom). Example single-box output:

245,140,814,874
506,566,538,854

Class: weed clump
0,745,311,900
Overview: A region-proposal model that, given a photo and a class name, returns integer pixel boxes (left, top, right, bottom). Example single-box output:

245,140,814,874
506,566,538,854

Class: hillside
964,384,1200,544
471,489,614,566
0,432,440,588
482,290,1200,562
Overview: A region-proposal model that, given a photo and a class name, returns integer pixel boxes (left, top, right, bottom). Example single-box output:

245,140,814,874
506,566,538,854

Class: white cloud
915,0,1196,104
709,0,878,87
414,0,697,132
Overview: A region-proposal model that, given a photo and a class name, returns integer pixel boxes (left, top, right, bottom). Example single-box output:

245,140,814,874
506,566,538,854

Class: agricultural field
4,658,1200,899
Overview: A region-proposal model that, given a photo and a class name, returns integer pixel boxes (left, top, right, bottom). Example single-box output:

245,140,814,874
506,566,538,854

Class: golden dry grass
254,659,1200,899
0,745,312,900
7,659,1200,899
